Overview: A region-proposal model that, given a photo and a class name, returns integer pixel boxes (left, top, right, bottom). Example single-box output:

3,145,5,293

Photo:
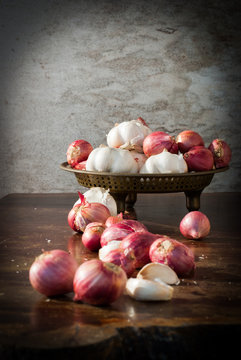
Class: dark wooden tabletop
0,192,241,359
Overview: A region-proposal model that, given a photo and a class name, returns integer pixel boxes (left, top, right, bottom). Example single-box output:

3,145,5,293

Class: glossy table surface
0,192,241,359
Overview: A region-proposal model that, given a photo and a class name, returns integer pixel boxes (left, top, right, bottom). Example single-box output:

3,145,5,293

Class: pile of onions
73,259,127,305
29,250,78,296
68,192,111,233
208,139,232,168
149,237,195,276
143,131,178,157
183,147,214,171
67,139,93,167
180,211,211,240
176,130,204,153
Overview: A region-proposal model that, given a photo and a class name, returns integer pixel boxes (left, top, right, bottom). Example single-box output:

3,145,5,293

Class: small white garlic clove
98,241,122,261
137,262,180,285
125,278,173,301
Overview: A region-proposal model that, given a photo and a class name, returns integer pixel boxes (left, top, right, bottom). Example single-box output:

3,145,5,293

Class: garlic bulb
107,119,152,152
125,277,173,301
140,150,188,174
86,147,138,173
74,187,117,216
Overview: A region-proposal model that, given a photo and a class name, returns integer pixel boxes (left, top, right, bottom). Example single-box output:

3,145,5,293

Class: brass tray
60,162,228,213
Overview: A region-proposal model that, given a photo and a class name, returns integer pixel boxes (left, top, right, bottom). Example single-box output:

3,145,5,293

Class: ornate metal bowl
60,162,228,212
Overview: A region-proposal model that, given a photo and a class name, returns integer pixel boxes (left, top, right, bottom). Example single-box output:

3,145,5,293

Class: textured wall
0,0,241,198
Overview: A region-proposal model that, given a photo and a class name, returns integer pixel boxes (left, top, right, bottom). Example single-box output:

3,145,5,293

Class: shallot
120,231,162,268
101,248,136,277
100,222,135,247
82,222,106,251
29,250,78,297
176,130,204,153
143,131,178,157
73,259,127,305
183,147,214,172
180,211,211,240
105,213,123,227
149,237,195,276
208,139,232,168
67,140,93,167
68,192,111,233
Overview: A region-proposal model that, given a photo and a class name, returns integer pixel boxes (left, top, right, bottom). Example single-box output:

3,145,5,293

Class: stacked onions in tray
66,117,232,173
29,117,231,306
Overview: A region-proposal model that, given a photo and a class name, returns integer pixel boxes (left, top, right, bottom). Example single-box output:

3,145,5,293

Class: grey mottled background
0,0,241,198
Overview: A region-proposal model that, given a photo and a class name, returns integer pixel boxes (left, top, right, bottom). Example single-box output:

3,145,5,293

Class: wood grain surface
0,193,240,359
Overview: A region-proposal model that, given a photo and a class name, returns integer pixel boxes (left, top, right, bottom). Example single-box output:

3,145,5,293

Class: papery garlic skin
74,187,117,216
107,120,152,152
129,151,147,171
140,151,188,174
86,147,139,173
125,278,173,301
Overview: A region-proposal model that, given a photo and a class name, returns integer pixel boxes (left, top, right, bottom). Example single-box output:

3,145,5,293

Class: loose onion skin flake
73,259,127,305
29,250,78,297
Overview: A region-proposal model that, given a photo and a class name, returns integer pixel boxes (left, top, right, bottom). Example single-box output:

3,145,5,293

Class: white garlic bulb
140,151,188,174
86,146,138,173
107,119,152,152
74,187,117,216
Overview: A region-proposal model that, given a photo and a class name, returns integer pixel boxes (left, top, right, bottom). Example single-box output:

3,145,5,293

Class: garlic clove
137,262,180,285
125,278,173,301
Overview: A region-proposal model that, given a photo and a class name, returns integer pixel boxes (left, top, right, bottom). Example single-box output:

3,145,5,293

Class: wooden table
0,193,240,359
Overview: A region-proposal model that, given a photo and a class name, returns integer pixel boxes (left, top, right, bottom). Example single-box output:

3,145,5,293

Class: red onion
73,259,127,305
82,222,106,251
101,248,136,277
68,192,111,233
100,223,135,247
143,131,178,157
119,219,148,232
29,250,78,296
208,139,232,168
67,140,93,167
176,130,204,153
183,147,214,171
105,213,123,227
180,211,211,240
149,238,195,276
74,160,87,170
120,231,162,268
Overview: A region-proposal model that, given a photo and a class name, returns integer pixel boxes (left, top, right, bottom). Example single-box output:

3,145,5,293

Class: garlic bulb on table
107,119,152,152
74,187,117,216
140,150,188,174
86,147,139,173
